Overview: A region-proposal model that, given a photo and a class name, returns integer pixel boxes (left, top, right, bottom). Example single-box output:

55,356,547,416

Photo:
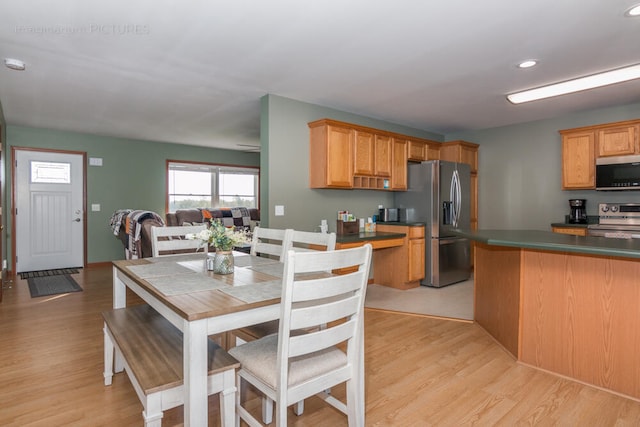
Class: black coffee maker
568,199,587,224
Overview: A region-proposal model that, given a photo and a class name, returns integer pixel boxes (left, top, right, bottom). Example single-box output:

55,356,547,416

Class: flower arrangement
187,219,250,252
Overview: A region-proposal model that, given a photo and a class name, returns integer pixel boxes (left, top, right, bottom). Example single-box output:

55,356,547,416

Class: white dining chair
229,244,373,427
150,225,207,257
249,227,293,261
249,229,337,422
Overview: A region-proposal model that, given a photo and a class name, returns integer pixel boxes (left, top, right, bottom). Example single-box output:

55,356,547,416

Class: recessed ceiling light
507,63,640,104
4,58,26,71
518,60,538,69
625,4,640,16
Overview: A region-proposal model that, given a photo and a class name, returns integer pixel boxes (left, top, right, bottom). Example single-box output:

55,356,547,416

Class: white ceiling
1,0,640,152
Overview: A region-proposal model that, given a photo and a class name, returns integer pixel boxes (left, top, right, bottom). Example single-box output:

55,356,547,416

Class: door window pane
31,161,71,184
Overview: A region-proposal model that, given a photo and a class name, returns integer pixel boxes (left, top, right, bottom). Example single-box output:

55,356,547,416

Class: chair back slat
290,295,361,330
289,320,357,358
290,230,336,252
250,227,293,261
292,273,366,302
151,225,206,257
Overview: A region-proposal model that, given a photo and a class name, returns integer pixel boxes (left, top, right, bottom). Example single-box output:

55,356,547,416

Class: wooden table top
113,252,283,321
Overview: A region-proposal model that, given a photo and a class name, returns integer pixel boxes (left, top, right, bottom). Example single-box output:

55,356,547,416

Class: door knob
73,218,81,222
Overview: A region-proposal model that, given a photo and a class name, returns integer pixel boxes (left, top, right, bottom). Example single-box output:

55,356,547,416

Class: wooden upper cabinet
560,130,595,189
439,140,479,173
374,134,392,177
309,120,353,188
391,138,408,190
426,142,440,160
407,139,426,161
408,139,441,162
353,130,375,175
597,124,639,157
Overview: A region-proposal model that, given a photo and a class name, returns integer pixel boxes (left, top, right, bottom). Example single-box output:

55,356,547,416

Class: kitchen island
456,229,640,401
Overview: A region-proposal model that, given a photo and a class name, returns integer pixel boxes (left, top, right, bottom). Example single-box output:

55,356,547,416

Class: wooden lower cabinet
551,226,588,236
475,242,640,400
374,224,425,289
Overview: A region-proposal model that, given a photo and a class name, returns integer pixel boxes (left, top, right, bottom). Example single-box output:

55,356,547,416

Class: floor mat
19,268,80,280
27,274,83,298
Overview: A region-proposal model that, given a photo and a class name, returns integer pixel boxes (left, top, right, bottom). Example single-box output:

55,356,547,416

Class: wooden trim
308,118,441,146
559,117,640,134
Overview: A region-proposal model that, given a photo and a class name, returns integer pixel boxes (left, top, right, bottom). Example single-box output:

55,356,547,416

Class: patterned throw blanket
205,207,251,230
126,210,165,259
109,209,132,236
109,209,165,259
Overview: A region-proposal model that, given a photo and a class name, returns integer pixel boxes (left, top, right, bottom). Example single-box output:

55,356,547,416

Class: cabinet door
562,131,595,189
353,130,375,175
470,172,478,226
440,141,478,173
374,134,392,177
425,143,440,160
391,138,408,190
597,125,638,157
407,139,426,161
325,125,354,187
408,237,425,281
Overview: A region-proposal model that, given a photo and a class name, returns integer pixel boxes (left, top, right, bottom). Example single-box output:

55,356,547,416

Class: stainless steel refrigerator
394,160,471,287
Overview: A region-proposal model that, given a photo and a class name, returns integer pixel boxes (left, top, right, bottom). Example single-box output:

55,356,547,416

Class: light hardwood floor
1,265,640,426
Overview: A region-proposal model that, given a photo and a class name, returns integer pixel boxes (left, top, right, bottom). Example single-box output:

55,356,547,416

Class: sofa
112,207,259,259
166,207,260,230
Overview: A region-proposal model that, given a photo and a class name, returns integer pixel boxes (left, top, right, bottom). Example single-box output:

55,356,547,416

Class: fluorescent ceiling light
507,63,640,104
625,4,640,16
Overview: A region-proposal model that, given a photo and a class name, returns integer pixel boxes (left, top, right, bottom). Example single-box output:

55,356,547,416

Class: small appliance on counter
568,199,587,224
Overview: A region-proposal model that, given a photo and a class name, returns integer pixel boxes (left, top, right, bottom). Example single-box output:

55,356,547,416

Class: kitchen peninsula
457,229,640,401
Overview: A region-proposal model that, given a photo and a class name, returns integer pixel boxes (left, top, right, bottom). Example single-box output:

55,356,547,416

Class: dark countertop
335,231,406,244
453,229,640,259
550,222,589,228
550,215,599,228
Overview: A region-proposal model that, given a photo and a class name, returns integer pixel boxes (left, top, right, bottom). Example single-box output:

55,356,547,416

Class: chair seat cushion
229,333,347,388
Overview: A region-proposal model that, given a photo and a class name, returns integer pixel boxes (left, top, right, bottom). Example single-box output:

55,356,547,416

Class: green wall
6,125,260,263
261,94,444,232
447,102,640,230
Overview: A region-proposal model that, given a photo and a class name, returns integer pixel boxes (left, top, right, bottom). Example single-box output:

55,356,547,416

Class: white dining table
111,251,366,426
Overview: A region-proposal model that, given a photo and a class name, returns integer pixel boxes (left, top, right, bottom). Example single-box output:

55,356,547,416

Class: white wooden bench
102,304,239,427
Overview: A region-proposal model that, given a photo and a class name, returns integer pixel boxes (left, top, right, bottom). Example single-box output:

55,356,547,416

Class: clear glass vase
212,250,234,274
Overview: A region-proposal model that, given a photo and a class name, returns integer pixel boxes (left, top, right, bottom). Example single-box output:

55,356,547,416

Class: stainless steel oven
587,203,640,239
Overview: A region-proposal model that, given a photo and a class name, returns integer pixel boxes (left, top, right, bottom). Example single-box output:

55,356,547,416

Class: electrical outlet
275,205,285,216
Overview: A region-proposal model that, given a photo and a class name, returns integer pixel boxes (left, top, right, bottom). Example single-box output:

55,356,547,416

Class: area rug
27,274,83,298
19,268,79,280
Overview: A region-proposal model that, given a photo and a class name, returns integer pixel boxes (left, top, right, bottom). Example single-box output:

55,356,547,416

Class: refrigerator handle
450,169,461,227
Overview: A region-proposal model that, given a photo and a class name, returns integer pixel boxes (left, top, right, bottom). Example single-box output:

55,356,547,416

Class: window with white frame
168,161,259,211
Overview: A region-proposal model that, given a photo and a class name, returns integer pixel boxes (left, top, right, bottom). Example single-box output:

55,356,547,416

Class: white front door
15,149,85,273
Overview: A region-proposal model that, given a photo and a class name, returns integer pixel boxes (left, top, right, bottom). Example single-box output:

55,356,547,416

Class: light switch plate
91,204,101,212
89,157,103,166
275,205,285,216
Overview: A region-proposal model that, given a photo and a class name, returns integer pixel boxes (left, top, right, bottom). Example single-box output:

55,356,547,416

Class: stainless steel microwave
596,155,640,190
